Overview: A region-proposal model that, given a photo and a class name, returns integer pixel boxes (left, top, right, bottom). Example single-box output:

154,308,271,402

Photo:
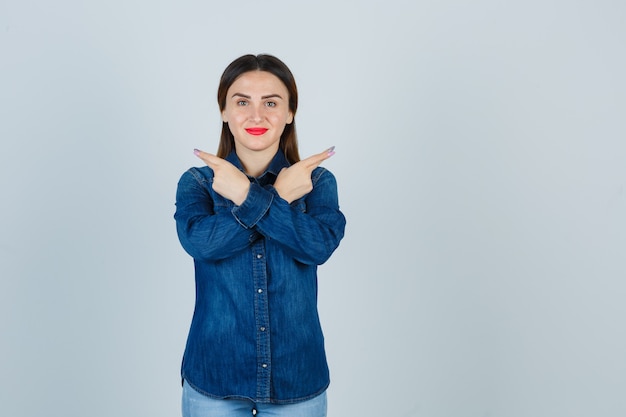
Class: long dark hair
216,54,300,163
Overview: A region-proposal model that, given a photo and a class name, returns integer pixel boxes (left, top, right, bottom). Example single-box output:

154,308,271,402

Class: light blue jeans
182,380,327,417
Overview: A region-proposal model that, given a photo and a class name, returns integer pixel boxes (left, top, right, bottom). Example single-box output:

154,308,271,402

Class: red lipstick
245,128,268,136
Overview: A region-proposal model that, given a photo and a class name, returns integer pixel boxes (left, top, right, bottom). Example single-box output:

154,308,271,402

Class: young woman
174,54,346,417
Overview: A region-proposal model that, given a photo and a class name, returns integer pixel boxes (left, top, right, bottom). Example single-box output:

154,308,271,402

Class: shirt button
262,363,268,368
257,289,263,294
260,327,266,332
256,254,263,259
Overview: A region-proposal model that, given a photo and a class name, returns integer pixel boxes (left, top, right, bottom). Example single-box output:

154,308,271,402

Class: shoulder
178,166,214,185
176,166,216,203
311,166,338,187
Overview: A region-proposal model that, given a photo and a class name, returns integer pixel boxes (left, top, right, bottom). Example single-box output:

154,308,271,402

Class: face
221,70,294,156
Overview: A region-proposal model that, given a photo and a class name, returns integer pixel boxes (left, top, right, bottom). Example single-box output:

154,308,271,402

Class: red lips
245,128,268,136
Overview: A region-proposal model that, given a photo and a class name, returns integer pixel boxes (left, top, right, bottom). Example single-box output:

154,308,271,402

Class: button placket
252,241,271,400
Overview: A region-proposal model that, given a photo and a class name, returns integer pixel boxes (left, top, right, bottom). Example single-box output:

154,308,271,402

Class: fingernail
327,146,335,154
193,149,200,156
327,151,335,157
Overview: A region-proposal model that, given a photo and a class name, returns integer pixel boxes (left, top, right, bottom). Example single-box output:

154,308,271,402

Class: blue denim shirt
174,150,346,404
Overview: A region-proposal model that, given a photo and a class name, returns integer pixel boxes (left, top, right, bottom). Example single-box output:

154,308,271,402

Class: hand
194,149,250,206
274,146,335,204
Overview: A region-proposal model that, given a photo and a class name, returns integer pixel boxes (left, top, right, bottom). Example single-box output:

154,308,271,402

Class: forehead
228,71,288,95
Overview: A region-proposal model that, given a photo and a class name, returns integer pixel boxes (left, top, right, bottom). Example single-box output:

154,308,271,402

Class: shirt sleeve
231,182,274,228
174,168,271,261
254,168,346,265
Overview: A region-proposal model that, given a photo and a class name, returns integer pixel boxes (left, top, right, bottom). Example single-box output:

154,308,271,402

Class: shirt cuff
231,182,274,229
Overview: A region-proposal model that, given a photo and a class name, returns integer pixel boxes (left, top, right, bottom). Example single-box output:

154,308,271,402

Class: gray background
2,1,625,416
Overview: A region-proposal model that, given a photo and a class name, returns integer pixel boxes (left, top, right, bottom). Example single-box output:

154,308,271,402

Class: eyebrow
231,93,284,100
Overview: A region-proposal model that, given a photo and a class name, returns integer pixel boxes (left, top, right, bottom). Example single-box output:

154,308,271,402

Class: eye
265,101,276,108
237,100,248,106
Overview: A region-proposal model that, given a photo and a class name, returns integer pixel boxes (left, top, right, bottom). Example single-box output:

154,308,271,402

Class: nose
248,104,263,123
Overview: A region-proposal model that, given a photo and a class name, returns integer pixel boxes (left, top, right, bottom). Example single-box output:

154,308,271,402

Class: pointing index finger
304,146,336,168
193,148,221,167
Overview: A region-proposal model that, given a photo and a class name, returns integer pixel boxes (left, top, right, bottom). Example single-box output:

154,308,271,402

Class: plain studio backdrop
1,1,625,416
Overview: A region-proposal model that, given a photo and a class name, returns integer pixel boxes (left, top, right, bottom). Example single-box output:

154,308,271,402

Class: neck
236,146,278,177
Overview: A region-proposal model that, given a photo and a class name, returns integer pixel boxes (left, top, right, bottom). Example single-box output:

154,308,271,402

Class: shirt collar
225,150,291,179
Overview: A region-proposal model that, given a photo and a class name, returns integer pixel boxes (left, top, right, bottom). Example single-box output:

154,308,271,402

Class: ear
221,110,228,123
286,111,294,125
